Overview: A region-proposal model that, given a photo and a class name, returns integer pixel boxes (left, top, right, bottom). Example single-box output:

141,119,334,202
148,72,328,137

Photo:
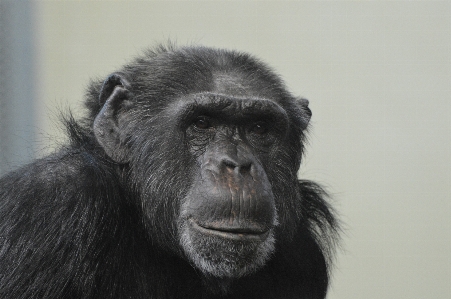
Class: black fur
0,45,339,299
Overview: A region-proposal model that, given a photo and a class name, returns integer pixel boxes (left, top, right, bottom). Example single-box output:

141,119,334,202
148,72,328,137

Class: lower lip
189,219,269,241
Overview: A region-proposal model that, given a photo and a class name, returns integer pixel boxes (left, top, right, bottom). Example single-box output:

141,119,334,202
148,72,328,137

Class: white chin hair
179,224,275,278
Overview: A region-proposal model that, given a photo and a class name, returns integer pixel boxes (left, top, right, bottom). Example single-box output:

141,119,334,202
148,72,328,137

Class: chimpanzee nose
221,158,252,175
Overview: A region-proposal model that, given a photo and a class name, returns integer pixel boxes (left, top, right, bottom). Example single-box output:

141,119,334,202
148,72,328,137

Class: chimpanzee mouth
189,218,270,241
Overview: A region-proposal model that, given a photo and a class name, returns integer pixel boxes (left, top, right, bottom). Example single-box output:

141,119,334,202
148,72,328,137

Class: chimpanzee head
90,45,312,279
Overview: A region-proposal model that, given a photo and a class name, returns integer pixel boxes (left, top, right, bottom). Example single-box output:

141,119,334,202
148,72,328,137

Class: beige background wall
31,1,451,298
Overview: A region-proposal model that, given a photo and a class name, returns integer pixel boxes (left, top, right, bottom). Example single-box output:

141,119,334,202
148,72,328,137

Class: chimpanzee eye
193,117,212,130
250,122,269,135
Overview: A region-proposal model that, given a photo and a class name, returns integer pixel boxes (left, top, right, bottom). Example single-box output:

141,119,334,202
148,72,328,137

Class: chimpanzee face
176,93,289,278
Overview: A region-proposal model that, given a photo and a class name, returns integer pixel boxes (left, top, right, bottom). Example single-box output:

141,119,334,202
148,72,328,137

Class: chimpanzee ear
94,73,132,163
295,97,312,130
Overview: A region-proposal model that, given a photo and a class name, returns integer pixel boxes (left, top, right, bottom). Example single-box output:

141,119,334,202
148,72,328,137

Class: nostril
221,158,253,174
223,159,237,170
239,163,252,174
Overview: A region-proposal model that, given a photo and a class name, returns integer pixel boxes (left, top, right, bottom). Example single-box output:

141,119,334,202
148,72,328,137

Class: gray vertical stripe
0,1,36,175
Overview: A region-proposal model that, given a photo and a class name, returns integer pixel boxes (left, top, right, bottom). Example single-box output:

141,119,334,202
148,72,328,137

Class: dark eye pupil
252,123,268,135
194,118,211,129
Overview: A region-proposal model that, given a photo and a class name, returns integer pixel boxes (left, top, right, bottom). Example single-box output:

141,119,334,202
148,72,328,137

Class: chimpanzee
0,44,339,299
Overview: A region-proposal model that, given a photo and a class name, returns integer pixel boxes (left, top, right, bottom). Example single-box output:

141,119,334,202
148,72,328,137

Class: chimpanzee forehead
212,72,262,98
210,71,288,102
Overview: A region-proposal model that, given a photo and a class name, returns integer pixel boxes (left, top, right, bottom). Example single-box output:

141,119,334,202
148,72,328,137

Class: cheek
128,137,195,250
